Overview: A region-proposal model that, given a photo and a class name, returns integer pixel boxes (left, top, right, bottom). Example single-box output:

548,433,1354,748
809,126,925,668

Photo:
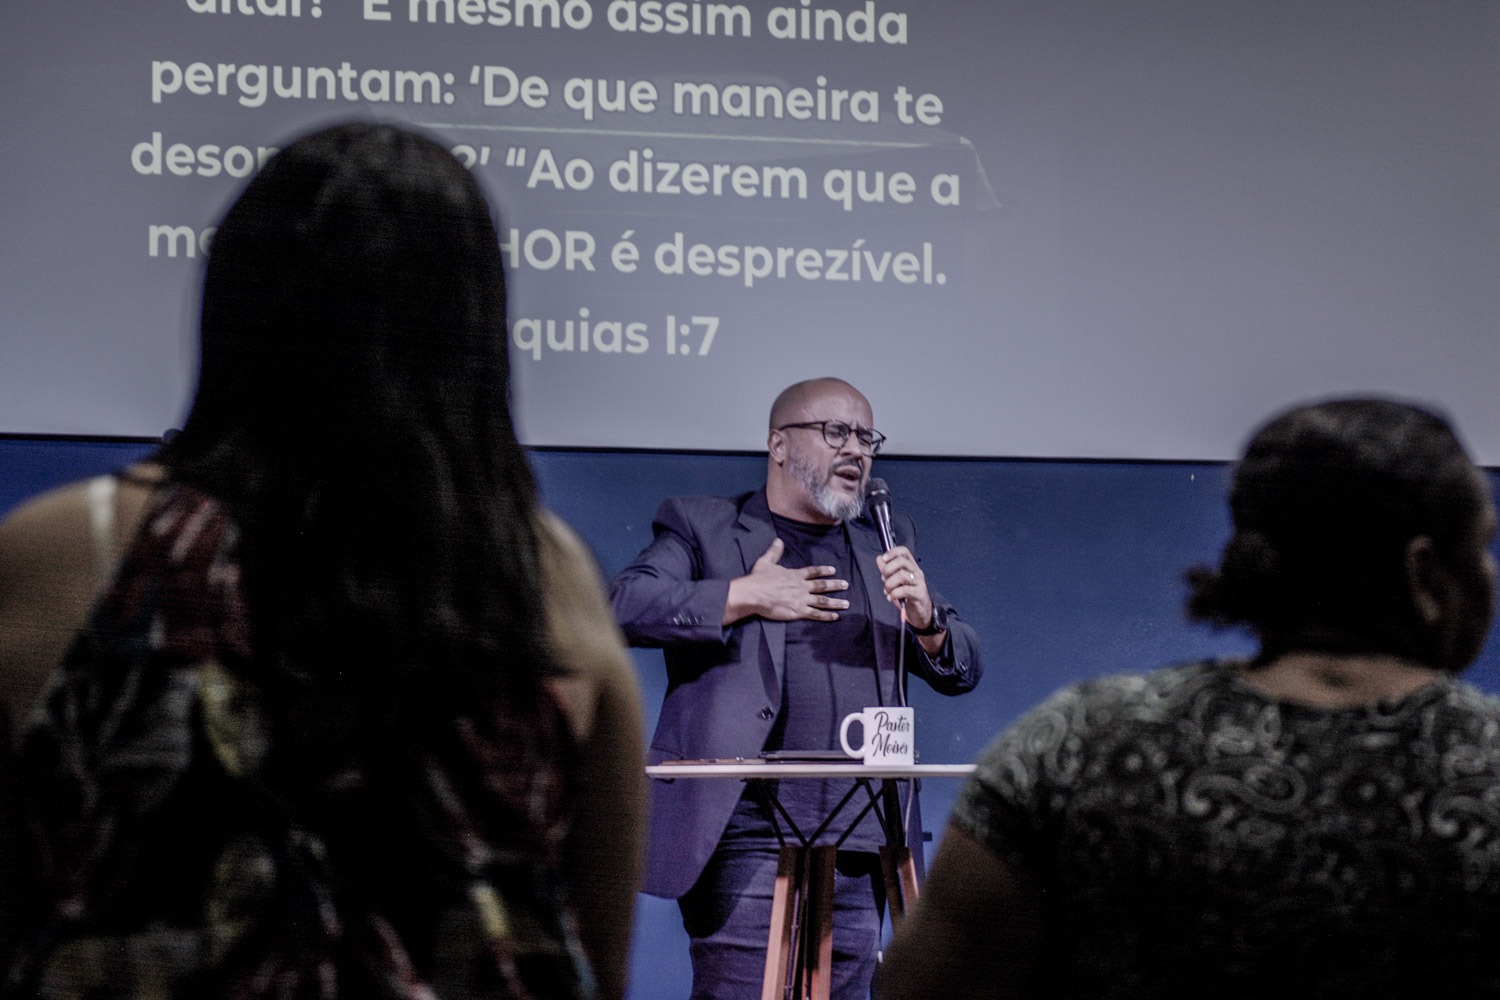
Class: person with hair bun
0,121,644,999
878,397,1500,999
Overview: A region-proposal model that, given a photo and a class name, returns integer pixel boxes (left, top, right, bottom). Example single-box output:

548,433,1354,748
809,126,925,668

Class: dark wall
6,438,1500,998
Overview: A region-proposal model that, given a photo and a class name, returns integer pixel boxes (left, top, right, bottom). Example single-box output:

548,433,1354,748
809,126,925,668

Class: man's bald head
764,378,875,523
769,378,868,429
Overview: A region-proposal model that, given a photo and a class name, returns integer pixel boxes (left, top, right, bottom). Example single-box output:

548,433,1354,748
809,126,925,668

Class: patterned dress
4,485,595,1000
953,660,1500,999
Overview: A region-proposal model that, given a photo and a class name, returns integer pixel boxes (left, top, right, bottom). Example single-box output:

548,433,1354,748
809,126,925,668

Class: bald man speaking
610,378,983,999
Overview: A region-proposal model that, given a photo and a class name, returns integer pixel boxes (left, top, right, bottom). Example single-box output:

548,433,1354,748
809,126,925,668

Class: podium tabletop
645,762,976,780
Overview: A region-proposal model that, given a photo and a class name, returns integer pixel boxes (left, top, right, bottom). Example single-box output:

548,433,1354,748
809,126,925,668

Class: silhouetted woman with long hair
0,122,644,1000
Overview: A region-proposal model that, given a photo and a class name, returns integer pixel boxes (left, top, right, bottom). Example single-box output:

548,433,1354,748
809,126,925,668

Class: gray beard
789,451,865,522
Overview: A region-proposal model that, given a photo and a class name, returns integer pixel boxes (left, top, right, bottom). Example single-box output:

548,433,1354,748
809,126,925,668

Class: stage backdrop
6,438,1500,998
3,1,1500,459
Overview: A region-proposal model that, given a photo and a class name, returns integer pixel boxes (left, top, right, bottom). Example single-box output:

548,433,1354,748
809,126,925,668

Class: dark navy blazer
609,487,983,898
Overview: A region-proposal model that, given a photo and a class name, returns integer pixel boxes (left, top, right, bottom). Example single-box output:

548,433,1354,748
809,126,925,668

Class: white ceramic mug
838,706,915,766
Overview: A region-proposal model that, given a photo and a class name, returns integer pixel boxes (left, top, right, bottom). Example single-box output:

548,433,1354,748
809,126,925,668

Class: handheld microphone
867,477,896,553
866,477,908,708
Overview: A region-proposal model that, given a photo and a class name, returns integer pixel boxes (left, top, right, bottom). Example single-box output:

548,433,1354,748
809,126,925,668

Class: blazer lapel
736,489,786,686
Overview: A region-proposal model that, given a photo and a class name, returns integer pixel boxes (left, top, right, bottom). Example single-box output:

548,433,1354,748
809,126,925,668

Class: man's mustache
830,459,866,478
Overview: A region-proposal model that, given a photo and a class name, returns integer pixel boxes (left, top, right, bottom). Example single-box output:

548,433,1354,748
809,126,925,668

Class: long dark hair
156,121,554,716
1186,397,1490,664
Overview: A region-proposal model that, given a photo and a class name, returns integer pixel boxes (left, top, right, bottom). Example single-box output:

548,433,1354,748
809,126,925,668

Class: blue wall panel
5,439,1500,998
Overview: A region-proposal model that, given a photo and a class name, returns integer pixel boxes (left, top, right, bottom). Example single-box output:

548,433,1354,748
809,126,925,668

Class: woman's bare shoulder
0,458,162,548
0,465,160,734
535,510,638,737
0,480,95,578
537,511,630,667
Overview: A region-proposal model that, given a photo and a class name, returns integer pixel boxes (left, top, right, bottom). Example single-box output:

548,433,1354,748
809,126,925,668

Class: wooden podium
645,762,976,1000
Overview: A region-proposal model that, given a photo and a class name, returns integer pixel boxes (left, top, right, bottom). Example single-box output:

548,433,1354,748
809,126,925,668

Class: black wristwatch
909,604,948,636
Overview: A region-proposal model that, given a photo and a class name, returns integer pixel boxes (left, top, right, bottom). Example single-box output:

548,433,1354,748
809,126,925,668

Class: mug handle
839,711,865,758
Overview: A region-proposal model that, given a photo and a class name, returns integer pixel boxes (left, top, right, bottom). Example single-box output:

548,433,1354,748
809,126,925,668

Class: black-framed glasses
777,420,886,455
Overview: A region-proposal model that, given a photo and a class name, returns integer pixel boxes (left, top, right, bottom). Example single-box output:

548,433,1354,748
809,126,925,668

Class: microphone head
865,477,895,551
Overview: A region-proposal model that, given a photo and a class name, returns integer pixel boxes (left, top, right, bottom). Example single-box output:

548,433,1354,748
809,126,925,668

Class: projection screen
2,1,1497,459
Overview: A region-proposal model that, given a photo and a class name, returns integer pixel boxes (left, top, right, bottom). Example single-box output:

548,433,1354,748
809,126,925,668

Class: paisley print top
4,484,595,1000
953,661,1500,999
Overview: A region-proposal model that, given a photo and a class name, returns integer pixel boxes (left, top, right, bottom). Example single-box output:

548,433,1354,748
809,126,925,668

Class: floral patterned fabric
954,660,1500,998
5,485,595,1000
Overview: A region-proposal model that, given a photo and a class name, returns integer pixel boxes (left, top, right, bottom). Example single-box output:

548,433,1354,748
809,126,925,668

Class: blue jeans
678,846,882,1000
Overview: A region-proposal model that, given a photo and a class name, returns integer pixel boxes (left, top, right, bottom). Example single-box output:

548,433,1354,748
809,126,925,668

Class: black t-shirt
724,514,885,851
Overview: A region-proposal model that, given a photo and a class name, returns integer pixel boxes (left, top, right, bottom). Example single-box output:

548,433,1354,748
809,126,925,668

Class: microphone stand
866,479,915,932
866,479,907,709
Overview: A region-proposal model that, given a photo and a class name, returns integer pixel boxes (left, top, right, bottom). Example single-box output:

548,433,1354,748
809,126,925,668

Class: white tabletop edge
645,763,977,780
